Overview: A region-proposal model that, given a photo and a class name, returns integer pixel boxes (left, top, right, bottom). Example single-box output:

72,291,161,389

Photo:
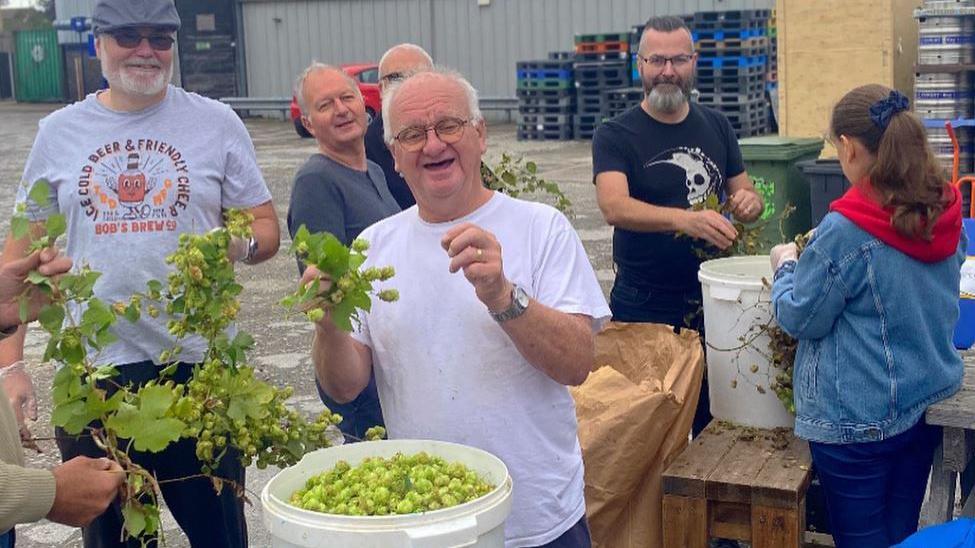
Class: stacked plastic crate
767,9,779,131
690,9,772,137
602,88,644,120
914,0,975,176
573,32,631,139
598,24,646,122
516,53,576,140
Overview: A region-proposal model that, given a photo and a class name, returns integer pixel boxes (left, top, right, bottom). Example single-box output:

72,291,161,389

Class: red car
291,63,382,138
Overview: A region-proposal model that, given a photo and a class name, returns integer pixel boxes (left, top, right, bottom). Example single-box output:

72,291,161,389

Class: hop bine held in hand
281,225,398,331
12,185,350,545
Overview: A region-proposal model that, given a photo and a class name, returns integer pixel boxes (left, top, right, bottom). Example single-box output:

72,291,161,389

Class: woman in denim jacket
770,84,965,548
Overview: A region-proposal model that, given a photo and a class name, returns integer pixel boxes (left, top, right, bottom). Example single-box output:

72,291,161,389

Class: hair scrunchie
869,90,910,131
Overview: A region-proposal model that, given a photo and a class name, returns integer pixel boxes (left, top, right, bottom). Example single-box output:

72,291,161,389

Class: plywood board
777,0,918,157
783,49,890,138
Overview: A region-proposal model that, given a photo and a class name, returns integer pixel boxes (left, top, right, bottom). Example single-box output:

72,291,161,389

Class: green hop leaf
10,216,29,240
27,180,50,208
105,385,185,452
46,213,67,241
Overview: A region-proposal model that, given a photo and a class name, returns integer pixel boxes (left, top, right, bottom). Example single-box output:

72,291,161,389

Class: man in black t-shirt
364,43,434,210
593,16,763,435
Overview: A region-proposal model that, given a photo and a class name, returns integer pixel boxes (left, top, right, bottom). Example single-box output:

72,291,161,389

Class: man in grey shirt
287,63,399,441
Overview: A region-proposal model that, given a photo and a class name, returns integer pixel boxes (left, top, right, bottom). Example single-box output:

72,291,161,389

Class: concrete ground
0,101,613,547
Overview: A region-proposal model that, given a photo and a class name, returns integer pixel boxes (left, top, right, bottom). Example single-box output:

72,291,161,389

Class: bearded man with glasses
0,0,279,546
301,68,610,548
592,16,764,438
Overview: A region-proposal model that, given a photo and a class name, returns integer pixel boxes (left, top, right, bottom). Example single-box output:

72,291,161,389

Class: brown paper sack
571,322,704,548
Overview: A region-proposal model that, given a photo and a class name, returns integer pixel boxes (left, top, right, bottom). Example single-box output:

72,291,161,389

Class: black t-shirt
592,103,745,291
365,117,416,209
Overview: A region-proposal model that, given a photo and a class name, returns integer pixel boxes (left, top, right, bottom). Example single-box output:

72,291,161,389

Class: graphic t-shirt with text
16,85,272,366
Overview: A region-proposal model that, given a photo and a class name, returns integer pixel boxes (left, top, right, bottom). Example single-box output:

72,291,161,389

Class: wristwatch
242,236,258,264
490,284,530,323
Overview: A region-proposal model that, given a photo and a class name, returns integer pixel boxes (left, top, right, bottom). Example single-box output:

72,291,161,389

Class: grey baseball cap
91,0,181,34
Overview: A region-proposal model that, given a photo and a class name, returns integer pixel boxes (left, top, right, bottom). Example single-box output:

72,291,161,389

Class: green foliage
281,227,398,332
14,183,357,545
764,231,810,415
105,385,185,453
679,193,796,260
751,176,776,220
482,154,572,215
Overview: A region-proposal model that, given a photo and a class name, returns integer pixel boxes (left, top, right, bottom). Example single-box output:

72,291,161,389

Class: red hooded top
829,179,962,263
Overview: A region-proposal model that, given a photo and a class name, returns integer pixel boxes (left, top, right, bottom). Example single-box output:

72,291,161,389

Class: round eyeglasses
394,117,471,152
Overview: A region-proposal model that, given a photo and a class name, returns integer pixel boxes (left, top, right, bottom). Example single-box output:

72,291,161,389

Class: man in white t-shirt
0,0,279,546
302,68,610,548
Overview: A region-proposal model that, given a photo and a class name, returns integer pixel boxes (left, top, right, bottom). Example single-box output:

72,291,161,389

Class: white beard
102,59,172,97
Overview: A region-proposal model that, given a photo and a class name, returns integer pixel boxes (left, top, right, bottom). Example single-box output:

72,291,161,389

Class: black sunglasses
109,30,175,51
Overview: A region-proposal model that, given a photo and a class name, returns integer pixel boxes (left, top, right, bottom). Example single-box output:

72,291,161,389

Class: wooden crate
776,0,919,156
662,421,814,548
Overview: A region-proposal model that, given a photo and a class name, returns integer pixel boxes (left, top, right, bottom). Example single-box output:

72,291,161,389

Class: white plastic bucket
698,256,795,428
261,439,513,548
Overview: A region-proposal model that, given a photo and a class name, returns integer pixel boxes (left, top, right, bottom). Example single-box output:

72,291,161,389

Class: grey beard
101,61,172,97
648,85,687,114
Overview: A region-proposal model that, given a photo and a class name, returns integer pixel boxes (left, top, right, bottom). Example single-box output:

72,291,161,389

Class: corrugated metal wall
241,0,773,99
55,0,96,44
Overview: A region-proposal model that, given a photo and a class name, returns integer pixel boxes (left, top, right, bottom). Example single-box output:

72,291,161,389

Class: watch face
492,285,529,322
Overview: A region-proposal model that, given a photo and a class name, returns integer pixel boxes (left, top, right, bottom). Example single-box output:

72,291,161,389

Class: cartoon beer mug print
79,139,189,235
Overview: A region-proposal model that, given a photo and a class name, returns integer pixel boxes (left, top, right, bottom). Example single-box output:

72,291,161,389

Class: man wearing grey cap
0,0,279,546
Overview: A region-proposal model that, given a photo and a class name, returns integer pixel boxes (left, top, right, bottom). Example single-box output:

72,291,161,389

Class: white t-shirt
353,192,611,547
16,86,272,366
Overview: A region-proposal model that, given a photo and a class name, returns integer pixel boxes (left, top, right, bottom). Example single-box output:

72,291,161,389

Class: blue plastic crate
692,27,767,42
516,68,573,81
697,54,767,68
954,218,975,350
922,118,975,128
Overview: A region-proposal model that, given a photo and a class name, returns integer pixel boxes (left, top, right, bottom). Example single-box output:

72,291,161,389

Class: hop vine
13,183,352,545
281,226,398,331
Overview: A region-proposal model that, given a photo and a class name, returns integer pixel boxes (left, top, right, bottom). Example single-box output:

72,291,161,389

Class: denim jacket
771,212,965,444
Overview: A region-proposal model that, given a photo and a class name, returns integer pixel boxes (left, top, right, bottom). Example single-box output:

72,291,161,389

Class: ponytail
830,84,949,241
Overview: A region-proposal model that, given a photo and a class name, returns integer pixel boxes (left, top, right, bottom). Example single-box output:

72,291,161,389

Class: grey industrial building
40,0,771,105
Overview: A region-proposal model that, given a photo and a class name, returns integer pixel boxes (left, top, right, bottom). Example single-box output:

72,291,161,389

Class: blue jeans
533,515,591,548
809,420,940,548
316,371,385,442
0,529,14,548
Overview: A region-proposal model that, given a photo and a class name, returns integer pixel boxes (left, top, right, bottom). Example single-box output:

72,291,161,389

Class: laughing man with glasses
302,67,610,547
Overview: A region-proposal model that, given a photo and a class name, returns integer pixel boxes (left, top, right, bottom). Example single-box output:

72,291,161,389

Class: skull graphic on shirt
645,147,722,205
